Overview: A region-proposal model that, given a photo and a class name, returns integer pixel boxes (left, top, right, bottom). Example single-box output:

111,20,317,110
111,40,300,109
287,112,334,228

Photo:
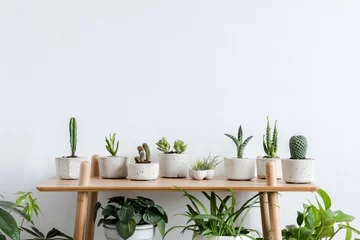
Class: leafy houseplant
256,117,282,179
21,227,73,240
188,154,221,180
165,188,260,240
128,143,159,180
282,189,360,240
94,196,168,240
98,133,128,179
156,137,189,178
282,135,315,183
224,125,255,181
55,117,88,180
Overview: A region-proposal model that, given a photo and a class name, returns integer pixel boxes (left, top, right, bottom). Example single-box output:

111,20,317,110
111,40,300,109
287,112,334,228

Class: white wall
0,1,359,239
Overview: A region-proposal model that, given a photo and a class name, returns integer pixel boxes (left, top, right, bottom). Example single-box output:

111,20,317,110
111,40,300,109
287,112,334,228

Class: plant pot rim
282,158,315,161
103,223,155,230
225,157,254,160
128,162,159,166
256,156,281,160
159,152,188,155
99,155,128,159
56,156,87,160
189,169,208,172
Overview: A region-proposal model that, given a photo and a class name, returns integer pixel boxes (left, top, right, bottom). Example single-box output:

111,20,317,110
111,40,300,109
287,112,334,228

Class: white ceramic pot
98,156,128,179
224,157,255,181
128,163,159,180
188,169,207,180
55,157,88,180
159,153,188,178
205,169,215,180
104,224,155,240
256,157,282,179
282,158,315,183
194,235,252,240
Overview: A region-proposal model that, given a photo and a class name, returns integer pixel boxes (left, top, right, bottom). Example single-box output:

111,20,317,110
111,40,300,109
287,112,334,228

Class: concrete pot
256,157,282,179
188,169,207,180
104,224,155,240
205,169,215,180
128,163,159,180
159,153,188,178
282,158,315,183
224,157,255,181
55,157,88,180
98,156,128,179
194,235,252,240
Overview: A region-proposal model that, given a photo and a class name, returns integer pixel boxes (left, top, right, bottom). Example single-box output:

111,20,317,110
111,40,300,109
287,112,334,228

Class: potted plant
98,133,128,179
21,227,73,239
128,143,159,180
281,189,360,239
94,196,168,240
282,135,315,183
224,125,254,181
256,117,282,179
55,117,87,180
156,137,188,178
188,154,221,180
165,188,260,240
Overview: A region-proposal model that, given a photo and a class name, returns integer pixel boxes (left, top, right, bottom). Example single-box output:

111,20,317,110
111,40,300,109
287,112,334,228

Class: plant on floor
134,143,151,163
156,137,187,154
69,117,77,157
289,135,307,159
225,125,253,158
165,188,261,239
105,133,119,156
21,227,73,240
94,196,168,240
282,189,360,240
263,117,278,158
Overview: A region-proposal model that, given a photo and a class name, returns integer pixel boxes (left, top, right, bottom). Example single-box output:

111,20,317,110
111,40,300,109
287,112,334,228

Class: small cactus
156,137,187,154
224,125,253,158
289,135,307,159
263,117,278,158
105,133,119,156
174,140,187,154
69,117,77,157
134,144,151,163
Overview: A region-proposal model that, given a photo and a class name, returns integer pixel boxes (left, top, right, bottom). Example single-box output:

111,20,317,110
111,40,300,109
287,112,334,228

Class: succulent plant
263,116,278,158
174,140,187,154
69,117,77,157
156,137,170,153
156,137,187,154
225,125,253,159
105,133,119,156
135,143,151,163
289,135,307,159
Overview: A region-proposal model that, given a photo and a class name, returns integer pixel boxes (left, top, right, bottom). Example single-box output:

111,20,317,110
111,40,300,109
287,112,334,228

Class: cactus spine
289,135,307,159
263,117,278,158
69,117,77,157
135,143,151,163
224,125,253,158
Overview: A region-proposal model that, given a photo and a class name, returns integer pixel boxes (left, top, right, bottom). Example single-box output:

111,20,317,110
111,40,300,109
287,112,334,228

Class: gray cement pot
98,156,128,179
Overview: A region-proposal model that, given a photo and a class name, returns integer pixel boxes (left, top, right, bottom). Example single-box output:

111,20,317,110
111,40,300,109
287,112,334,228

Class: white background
0,1,359,239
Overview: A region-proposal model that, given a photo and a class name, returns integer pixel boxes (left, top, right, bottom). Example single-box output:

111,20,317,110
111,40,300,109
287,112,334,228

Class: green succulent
225,125,253,158
174,140,187,154
156,137,187,154
289,135,307,159
134,143,151,163
263,117,278,158
105,133,119,156
156,137,170,153
69,117,77,157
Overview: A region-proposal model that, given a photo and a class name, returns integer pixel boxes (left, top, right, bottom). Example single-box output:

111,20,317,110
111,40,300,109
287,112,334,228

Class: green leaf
157,219,166,239
118,206,134,224
0,207,20,240
339,224,360,235
317,189,332,210
108,196,125,205
143,207,162,225
0,234,5,240
0,201,31,223
93,202,101,222
117,218,136,240
238,125,243,143
297,211,304,226
333,210,355,223
134,213,142,224
102,205,116,219
224,134,240,147
346,223,353,240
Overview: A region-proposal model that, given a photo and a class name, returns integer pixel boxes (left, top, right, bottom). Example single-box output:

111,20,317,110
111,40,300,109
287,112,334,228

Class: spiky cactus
156,137,170,153
135,143,151,163
289,135,307,159
69,117,77,157
174,140,187,154
225,125,253,158
105,133,119,156
156,137,187,154
263,117,278,158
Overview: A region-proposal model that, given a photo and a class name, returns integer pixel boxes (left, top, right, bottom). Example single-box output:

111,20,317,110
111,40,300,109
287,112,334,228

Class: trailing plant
225,125,253,158
282,189,360,240
289,135,307,159
134,143,151,163
105,133,119,156
156,137,187,154
94,196,168,240
21,227,73,240
263,116,278,158
165,188,261,239
69,117,77,157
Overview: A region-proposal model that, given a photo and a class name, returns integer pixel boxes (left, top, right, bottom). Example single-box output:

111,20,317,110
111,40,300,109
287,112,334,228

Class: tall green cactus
263,117,278,158
289,135,307,159
69,117,77,157
134,143,151,163
105,133,119,156
224,125,253,158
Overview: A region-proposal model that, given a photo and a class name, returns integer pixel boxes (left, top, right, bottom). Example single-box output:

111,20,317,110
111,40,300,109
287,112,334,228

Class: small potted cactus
55,117,88,180
223,125,255,181
128,143,159,180
156,137,188,178
256,117,282,179
281,135,315,183
98,133,128,179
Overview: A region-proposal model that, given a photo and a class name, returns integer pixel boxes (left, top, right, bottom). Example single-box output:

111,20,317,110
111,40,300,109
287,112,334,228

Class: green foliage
94,196,168,240
14,191,41,224
165,188,261,239
105,133,120,156
69,117,77,157
289,135,308,159
21,226,73,240
282,189,360,240
262,117,278,158
191,154,221,171
190,159,207,171
156,137,187,154
134,144,151,164
224,125,253,158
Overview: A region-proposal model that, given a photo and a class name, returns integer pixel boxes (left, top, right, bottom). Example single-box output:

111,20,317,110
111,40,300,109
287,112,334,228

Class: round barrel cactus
289,135,307,159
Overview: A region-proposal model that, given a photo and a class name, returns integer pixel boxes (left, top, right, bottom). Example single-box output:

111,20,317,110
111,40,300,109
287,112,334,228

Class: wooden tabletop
36,177,318,192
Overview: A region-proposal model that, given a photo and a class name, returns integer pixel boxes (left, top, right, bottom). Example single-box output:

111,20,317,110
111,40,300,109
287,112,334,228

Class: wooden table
37,155,318,240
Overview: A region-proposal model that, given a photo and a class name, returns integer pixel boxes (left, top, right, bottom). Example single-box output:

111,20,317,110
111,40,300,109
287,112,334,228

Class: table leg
260,192,271,239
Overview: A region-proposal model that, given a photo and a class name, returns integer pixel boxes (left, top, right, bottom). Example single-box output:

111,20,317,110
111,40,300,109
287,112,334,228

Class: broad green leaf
0,201,31,223
317,189,332,210
143,207,162,225
102,205,116,219
346,223,353,240
297,211,304,226
333,210,355,223
305,208,315,229
118,206,134,224
134,213,142,224
117,218,136,240
157,219,166,239
339,224,360,235
0,207,20,240
93,202,101,221
108,196,125,205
